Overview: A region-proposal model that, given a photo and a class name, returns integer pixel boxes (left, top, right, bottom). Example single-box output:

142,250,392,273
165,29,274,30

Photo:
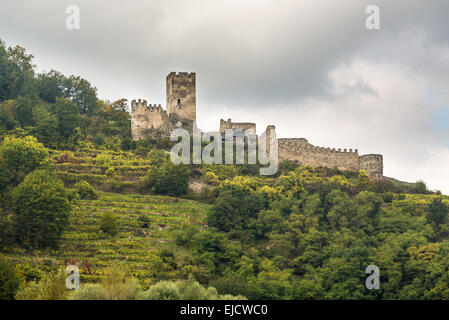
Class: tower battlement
130,72,384,177
166,71,196,121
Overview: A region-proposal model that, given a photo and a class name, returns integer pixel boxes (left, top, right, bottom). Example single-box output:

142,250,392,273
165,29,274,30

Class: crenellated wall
131,72,384,177
275,134,383,176
131,99,174,140
131,71,197,140
278,138,360,172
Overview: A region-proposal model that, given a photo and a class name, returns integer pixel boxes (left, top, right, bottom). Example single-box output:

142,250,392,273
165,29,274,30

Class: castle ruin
131,72,196,140
131,72,383,177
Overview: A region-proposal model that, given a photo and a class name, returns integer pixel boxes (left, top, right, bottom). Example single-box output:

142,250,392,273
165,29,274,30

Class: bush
138,276,246,300
143,162,189,197
203,171,219,185
382,192,394,204
12,170,71,249
100,212,119,236
93,133,106,147
15,269,68,300
197,186,215,203
69,283,103,300
0,135,49,185
74,180,98,200
138,281,181,300
70,265,140,300
0,255,20,300
105,166,116,178
120,137,135,151
55,151,75,164
356,170,372,192
411,180,429,194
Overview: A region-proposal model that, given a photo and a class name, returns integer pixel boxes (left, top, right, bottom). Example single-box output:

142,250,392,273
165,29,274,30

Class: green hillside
2,148,211,289
2,39,449,300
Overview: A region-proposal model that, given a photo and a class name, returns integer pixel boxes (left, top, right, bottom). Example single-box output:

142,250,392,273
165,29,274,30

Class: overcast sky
1,0,449,192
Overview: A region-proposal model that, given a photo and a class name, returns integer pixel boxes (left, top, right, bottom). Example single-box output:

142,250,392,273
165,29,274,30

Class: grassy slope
3,149,210,288
3,148,448,288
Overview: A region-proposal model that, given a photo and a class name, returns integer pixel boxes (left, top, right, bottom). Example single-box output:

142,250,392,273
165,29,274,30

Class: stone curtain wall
131,99,174,140
277,137,383,176
359,154,383,177
278,138,360,172
130,72,383,176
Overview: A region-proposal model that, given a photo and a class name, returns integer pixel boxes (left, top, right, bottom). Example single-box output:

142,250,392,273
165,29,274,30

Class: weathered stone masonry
220,119,256,135
131,72,196,140
131,72,384,177
273,130,383,176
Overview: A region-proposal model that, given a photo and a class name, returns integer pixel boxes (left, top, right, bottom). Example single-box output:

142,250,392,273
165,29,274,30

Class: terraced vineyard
3,149,211,288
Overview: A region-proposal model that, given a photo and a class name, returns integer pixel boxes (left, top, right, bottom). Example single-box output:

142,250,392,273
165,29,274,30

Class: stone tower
166,72,196,122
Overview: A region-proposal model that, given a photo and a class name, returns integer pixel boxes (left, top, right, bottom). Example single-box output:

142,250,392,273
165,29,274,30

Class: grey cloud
1,0,449,191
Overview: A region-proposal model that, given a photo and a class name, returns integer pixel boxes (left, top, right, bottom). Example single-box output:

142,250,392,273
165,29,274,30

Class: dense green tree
15,95,36,127
144,161,189,197
12,170,71,249
53,98,79,139
0,41,35,102
0,135,49,185
207,192,266,233
63,75,98,115
31,105,59,146
427,198,449,226
100,212,119,237
0,100,18,131
74,180,98,200
191,230,241,272
35,70,65,103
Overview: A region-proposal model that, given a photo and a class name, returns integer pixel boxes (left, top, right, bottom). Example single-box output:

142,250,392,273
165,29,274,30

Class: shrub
12,170,71,249
138,276,246,300
382,192,394,204
69,283,103,300
0,255,20,300
356,170,372,192
55,151,75,164
146,149,167,166
427,198,449,227
198,186,215,203
120,137,135,151
15,269,68,300
138,281,181,300
100,212,119,236
74,180,98,200
93,133,106,147
70,265,140,300
105,166,116,178
143,162,189,197
0,136,49,185
411,180,429,194
203,171,219,185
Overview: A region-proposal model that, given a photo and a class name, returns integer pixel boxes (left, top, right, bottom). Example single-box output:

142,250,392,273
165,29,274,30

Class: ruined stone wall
166,72,196,121
220,119,256,135
278,138,360,172
131,99,173,140
359,154,383,177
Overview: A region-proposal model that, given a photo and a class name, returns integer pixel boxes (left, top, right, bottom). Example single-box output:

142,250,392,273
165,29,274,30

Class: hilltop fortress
131,72,383,177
